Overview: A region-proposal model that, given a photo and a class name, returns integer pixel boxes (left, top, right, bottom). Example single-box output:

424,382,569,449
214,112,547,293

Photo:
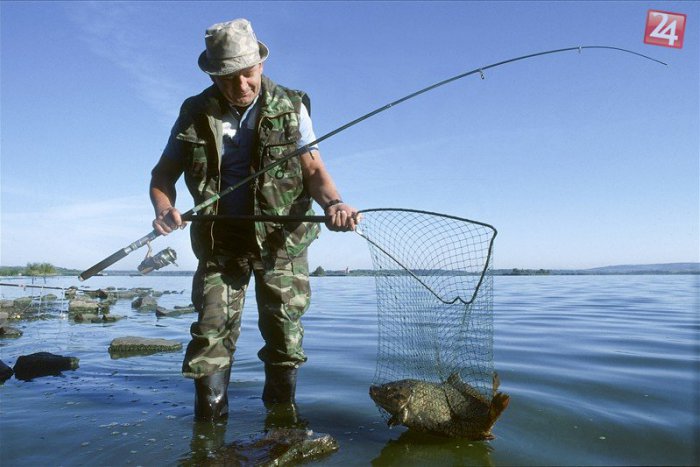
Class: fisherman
149,18,358,421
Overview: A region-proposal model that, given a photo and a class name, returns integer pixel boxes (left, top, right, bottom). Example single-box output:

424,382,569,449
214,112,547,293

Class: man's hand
152,206,186,235
325,203,361,232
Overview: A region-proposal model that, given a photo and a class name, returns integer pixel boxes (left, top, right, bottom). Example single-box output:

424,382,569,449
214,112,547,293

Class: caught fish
369,372,509,440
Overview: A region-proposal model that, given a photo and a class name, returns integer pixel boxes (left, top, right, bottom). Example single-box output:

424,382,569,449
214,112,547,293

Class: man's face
212,63,263,108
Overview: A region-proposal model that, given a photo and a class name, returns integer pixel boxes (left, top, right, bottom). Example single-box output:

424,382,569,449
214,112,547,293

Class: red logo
644,10,687,49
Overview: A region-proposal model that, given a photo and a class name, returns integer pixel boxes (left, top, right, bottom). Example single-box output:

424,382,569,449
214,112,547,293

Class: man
150,18,358,421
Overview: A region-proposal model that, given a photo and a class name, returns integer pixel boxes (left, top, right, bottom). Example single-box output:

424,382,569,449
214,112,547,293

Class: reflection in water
263,401,309,431
372,430,494,467
182,402,325,466
186,419,229,464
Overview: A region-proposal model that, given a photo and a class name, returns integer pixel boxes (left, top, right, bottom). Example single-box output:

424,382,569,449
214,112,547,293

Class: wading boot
194,366,231,421
262,364,297,404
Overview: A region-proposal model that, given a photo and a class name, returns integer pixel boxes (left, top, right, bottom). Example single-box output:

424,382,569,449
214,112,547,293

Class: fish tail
488,391,510,424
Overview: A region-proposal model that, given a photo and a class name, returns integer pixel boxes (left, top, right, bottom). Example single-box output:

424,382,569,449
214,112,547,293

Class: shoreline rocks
155,304,195,318
108,336,182,359
131,296,158,311
13,352,79,381
0,359,14,383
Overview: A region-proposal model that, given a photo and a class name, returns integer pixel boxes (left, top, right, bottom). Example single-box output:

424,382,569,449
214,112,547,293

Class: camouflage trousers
182,250,311,379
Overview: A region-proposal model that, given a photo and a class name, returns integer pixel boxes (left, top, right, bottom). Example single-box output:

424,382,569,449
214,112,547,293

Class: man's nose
235,75,248,91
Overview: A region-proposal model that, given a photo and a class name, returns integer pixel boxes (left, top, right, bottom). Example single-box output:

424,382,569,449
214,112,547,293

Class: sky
1,1,698,274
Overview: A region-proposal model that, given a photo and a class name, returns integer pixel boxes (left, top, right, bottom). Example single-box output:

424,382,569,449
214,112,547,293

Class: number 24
650,12,679,46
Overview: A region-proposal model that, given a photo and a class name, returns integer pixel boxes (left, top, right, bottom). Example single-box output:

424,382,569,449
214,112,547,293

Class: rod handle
78,249,129,281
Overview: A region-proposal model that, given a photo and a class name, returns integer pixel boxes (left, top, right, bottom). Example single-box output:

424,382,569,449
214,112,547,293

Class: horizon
2,261,699,275
2,2,698,272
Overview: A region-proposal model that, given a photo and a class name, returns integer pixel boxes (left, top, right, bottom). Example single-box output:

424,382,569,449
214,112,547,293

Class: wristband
324,199,344,211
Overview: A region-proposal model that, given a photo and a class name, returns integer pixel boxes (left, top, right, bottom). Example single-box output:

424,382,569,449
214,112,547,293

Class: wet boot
262,364,297,404
194,366,231,421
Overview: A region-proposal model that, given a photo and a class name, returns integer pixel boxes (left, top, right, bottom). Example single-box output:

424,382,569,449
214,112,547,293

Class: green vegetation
24,262,57,277
310,266,326,277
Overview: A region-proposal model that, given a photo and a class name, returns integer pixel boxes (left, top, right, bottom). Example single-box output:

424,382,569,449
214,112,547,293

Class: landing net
356,208,497,403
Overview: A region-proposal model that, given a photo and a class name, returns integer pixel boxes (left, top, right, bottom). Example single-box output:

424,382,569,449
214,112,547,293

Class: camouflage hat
198,19,269,76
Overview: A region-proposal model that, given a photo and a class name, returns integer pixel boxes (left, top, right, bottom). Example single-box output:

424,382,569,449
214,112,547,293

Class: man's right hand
153,206,186,235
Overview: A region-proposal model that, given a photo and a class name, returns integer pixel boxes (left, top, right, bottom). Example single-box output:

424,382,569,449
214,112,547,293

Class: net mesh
356,209,497,426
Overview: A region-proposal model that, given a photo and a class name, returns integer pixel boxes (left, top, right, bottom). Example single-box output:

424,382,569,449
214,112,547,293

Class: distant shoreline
2,269,698,279
1,262,697,279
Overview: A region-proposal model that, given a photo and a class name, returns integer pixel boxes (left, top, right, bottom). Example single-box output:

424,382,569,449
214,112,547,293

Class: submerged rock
68,298,102,313
0,359,14,383
108,336,182,358
207,428,339,466
0,325,23,338
131,296,158,311
13,352,79,380
83,289,110,299
155,304,196,318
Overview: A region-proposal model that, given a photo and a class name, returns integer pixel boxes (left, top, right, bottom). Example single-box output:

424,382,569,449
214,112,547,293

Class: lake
1,274,698,466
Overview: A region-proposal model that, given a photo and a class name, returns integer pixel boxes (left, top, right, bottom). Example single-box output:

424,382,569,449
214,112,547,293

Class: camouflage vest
173,76,320,261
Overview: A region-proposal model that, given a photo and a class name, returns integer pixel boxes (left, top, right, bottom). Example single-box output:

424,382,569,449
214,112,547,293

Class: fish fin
387,414,401,427
492,372,501,393
488,391,510,424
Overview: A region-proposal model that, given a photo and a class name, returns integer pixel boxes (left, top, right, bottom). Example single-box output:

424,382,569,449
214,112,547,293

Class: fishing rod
78,45,665,281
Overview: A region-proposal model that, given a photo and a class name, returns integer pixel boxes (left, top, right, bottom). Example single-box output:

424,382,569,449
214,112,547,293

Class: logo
644,10,686,49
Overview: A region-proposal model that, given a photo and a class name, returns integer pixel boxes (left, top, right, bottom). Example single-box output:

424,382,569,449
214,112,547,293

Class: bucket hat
198,19,269,76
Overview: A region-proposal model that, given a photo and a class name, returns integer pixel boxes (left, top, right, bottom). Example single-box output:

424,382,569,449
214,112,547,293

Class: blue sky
1,1,698,273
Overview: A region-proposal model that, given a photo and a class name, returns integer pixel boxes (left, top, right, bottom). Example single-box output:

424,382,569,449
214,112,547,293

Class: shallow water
1,274,698,466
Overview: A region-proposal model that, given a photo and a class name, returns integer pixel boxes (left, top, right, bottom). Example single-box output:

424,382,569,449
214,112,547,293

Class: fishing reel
137,243,178,275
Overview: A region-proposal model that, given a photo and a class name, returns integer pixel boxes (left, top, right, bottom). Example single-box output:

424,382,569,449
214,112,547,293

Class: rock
13,297,33,309
69,298,101,313
64,287,78,299
0,359,13,383
108,336,182,358
113,289,138,299
101,314,122,323
73,313,99,323
1,300,15,310
83,289,110,299
40,294,58,302
0,325,23,338
208,428,339,466
0,311,9,324
155,305,195,318
131,296,158,311
13,352,79,380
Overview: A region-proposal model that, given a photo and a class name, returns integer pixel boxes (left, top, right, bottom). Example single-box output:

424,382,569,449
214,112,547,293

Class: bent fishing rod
78,45,665,281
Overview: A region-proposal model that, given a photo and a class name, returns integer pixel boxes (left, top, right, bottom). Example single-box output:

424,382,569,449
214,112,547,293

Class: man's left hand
325,203,361,232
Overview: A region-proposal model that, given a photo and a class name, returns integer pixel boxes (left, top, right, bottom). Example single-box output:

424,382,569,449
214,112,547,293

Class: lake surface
1,274,698,466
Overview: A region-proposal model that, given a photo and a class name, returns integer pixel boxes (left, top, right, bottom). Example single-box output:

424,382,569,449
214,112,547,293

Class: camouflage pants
182,250,311,379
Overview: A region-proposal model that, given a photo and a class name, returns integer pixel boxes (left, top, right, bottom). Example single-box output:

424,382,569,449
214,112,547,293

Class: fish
369,372,509,440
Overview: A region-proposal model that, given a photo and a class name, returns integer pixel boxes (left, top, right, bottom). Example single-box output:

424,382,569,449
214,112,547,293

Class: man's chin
230,95,254,108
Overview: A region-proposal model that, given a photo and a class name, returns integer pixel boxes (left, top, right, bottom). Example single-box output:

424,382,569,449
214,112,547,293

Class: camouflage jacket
172,75,320,261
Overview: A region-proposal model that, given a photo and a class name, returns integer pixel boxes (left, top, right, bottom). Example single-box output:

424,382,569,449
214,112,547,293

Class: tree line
0,263,57,278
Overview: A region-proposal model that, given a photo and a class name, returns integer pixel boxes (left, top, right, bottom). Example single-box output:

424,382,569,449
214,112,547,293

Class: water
1,274,698,466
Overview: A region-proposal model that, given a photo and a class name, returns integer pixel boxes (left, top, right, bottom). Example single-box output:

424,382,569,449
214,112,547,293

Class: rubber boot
194,366,231,421
262,364,297,404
